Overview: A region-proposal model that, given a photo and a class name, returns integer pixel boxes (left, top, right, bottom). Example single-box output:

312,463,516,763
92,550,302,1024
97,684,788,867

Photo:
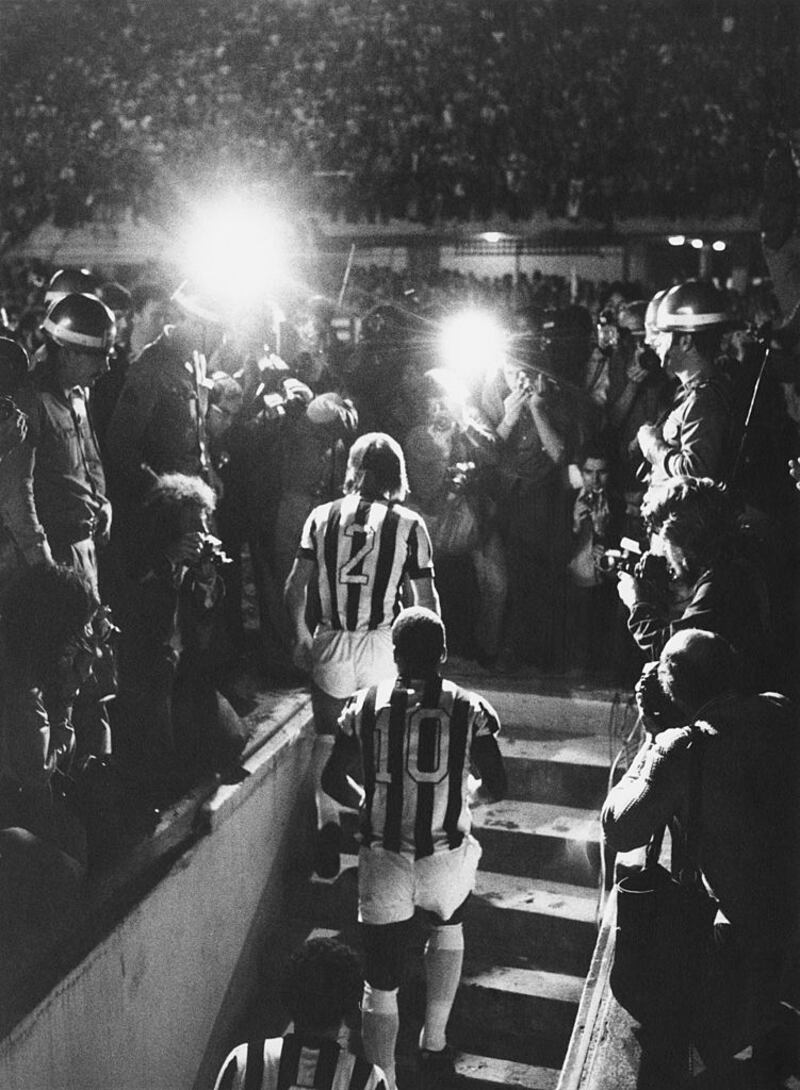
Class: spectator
602,629,799,1087
128,282,171,360
284,433,439,878
759,124,800,320
212,936,387,1090
106,279,226,509
321,607,507,1090
91,280,134,459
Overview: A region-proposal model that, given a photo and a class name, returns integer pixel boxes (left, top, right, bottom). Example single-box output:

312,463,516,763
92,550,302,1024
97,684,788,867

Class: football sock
311,734,339,829
420,924,464,1053
361,983,399,1090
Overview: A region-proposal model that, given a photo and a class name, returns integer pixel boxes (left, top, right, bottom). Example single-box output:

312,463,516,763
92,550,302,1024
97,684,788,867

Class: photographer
615,476,775,690
566,441,627,677
404,369,506,666
482,312,578,670
605,300,674,499
602,630,799,1086
111,473,247,799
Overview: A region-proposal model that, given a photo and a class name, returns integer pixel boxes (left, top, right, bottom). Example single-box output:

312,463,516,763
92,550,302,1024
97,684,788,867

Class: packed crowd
1,0,796,243
0,255,798,871
0,253,798,1085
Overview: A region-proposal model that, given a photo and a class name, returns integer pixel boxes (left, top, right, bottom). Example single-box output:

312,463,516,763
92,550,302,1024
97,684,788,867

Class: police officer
27,292,115,594
637,280,733,489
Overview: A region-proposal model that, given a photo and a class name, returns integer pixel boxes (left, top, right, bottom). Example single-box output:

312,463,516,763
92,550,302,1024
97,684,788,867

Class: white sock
361,984,399,1090
420,924,464,1053
311,734,339,829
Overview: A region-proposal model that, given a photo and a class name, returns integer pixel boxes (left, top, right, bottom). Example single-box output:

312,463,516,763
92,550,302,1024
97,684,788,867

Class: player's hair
392,606,446,677
280,937,364,1034
344,432,408,501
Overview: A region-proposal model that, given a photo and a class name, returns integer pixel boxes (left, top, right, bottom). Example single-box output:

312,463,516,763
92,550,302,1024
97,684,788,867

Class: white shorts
358,836,482,925
311,628,395,699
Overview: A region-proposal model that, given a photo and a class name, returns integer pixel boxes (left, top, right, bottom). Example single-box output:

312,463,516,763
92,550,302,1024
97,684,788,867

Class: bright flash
177,194,291,317
438,310,508,385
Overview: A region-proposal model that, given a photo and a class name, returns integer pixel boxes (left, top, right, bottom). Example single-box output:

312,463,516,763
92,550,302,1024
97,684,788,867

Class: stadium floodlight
690,238,704,249
176,193,292,319
438,309,508,385
667,235,686,247
712,240,727,252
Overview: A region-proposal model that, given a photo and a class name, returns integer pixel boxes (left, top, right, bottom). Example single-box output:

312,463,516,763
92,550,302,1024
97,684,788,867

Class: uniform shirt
340,676,501,858
27,367,108,545
213,1034,386,1090
648,375,732,487
297,493,434,633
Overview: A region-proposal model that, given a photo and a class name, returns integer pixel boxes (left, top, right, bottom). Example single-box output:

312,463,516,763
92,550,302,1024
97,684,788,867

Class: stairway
269,682,627,1090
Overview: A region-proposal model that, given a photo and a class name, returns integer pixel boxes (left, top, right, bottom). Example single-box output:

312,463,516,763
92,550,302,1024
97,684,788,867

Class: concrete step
471,800,602,887
454,1052,560,1090
497,727,612,808
478,690,628,738
467,871,598,977
449,961,584,1070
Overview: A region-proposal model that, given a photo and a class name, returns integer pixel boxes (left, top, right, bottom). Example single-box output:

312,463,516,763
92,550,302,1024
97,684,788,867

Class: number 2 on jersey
339,523,376,585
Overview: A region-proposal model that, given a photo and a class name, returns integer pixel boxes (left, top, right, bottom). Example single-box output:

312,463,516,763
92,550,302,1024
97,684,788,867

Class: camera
634,343,660,373
596,311,619,351
595,535,644,576
635,662,686,733
198,533,232,566
449,460,476,492
516,370,534,396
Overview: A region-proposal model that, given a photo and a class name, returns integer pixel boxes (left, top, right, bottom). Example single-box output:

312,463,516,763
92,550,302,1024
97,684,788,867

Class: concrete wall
0,707,315,1090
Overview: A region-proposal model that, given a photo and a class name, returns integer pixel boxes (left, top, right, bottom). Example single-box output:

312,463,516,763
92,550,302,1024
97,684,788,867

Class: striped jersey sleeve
297,493,435,632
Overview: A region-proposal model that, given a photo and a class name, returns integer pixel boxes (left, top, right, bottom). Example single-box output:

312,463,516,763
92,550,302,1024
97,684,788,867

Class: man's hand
95,502,112,547
501,385,528,429
0,407,27,461
789,458,800,492
291,630,314,673
616,571,641,610
626,352,649,385
573,489,594,527
636,423,660,460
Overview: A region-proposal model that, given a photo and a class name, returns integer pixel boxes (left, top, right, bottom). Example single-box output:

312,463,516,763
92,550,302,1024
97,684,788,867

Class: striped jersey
339,676,501,858
297,493,434,632
213,1034,387,1090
